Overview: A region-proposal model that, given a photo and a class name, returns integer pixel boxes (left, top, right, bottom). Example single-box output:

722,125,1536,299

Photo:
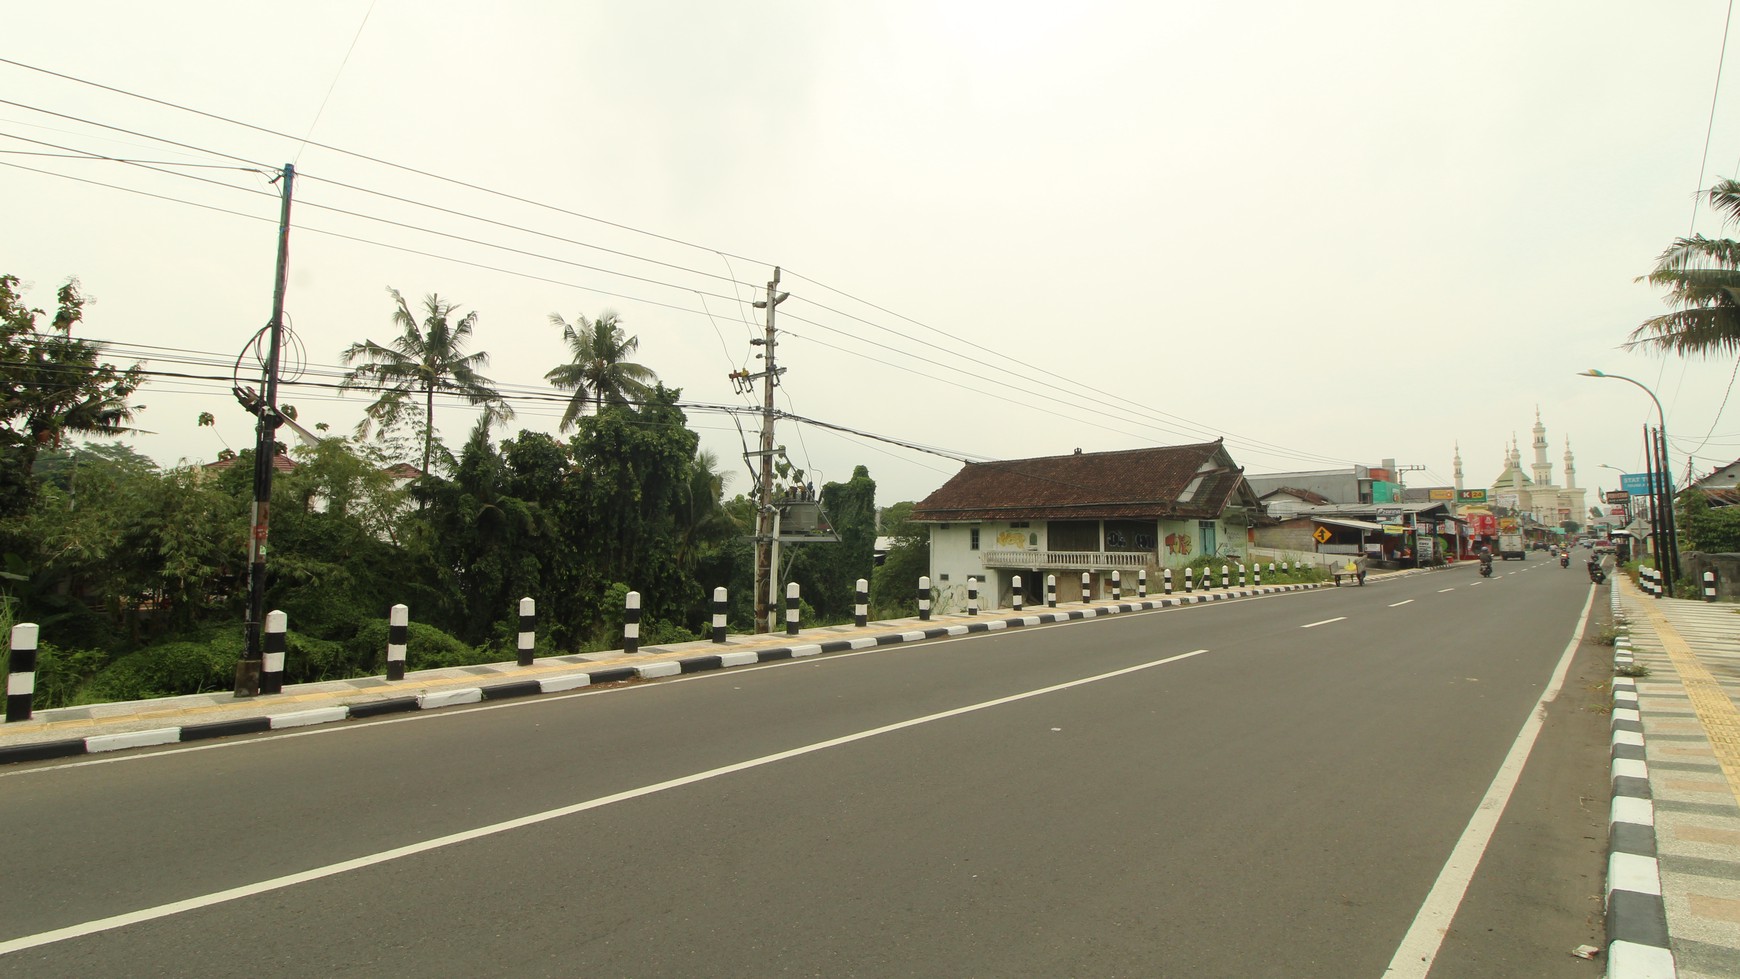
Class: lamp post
1580,370,1679,590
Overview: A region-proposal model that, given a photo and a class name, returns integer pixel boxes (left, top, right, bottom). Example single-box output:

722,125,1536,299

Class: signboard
1376,508,1403,521
1611,506,1627,517
1457,489,1488,503
1497,516,1520,533
1428,488,1455,501
1372,481,1399,504
1495,493,1520,510
1416,522,1435,534
1416,537,1436,560
1620,473,1653,495
1312,526,1332,544
1382,524,1407,535
1466,513,1496,536
1605,490,1630,505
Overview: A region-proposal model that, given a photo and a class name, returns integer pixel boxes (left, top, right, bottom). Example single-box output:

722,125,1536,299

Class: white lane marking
1383,584,1594,978
0,647,1211,955
1301,617,1346,629
1388,600,1414,608
1437,588,1454,593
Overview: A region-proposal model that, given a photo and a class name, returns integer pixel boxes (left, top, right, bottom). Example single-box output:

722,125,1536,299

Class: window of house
1009,521,1029,528
970,528,980,550
1197,520,1217,555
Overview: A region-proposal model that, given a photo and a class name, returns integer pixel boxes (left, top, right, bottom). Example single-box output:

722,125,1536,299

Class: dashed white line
1301,616,1347,629
1389,600,1414,608
1437,588,1455,593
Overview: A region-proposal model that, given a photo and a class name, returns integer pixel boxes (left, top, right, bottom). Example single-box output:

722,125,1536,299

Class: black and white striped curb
0,583,1321,767
1605,586,1677,979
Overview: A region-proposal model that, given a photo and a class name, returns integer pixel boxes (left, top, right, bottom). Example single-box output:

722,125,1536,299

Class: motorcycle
1587,560,1606,584
1560,554,1569,569
1478,560,1494,578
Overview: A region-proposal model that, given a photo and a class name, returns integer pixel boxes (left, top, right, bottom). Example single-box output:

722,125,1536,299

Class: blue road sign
1620,472,1656,495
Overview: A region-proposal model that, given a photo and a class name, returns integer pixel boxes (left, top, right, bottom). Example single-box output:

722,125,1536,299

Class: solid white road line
1381,584,1594,978
0,647,1210,957
1301,617,1346,629
1389,600,1414,608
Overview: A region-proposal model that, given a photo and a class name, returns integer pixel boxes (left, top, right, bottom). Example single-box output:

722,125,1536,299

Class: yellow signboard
1313,526,1332,543
1428,488,1454,501
1382,524,1407,535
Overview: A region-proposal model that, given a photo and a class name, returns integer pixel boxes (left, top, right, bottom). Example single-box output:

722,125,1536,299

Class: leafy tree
544,310,657,431
1634,178,1740,355
871,501,927,615
0,275,143,517
1677,489,1740,552
341,288,512,476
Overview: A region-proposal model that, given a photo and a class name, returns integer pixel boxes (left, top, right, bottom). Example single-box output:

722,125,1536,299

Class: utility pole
235,163,294,697
751,268,788,634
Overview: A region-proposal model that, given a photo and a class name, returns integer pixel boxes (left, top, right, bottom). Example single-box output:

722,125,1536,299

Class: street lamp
1579,369,1678,589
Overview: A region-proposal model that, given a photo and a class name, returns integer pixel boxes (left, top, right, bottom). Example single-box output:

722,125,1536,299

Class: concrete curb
1605,585,1678,979
0,583,1327,767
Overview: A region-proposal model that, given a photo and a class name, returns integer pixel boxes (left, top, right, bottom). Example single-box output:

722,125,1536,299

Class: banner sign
1416,537,1436,560
1428,488,1455,501
1497,516,1520,533
1611,506,1627,517
1605,490,1630,505
1456,489,1488,503
1620,473,1653,495
1465,513,1496,536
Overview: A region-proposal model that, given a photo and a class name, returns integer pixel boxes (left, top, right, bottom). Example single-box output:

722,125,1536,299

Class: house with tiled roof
909,440,1263,610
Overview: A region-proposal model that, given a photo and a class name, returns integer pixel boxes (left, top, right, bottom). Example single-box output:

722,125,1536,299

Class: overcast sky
7,2,1740,509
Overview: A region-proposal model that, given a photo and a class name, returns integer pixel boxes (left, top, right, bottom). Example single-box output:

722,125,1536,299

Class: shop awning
1315,516,1384,532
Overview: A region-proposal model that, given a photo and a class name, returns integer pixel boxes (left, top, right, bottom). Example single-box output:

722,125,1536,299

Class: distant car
1583,540,1594,549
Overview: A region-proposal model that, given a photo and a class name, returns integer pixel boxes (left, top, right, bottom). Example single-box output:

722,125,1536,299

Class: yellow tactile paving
1633,590,1740,814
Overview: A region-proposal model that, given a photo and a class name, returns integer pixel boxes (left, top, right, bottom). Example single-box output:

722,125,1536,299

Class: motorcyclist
1560,551,1570,568
1477,546,1494,576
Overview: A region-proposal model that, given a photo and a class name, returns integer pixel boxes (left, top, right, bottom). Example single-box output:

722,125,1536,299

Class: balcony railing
981,549,1154,571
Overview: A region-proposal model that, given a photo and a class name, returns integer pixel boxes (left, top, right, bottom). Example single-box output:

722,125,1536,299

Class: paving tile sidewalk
1612,576,1740,979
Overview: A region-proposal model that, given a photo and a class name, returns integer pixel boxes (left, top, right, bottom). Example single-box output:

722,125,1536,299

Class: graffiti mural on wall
995,531,1026,548
1164,532,1193,555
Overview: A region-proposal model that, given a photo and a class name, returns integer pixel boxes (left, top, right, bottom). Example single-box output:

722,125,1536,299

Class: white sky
6,2,1740,509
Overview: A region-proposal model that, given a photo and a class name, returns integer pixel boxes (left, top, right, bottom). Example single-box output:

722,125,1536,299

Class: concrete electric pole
752,268,788,634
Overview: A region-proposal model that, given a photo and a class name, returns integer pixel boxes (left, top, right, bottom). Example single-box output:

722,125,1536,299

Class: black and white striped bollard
1112,571,1121,601
918,576,931,621
517,597,536,666
1184,567,1194,593
713,587,728,642
1082,572,1092,604
1220,565,1230,589
624,591,642,653
1045,574,1055,608
1139,568,1148,598
1279,562,1287,575
7,623,39,723
1239,564,1247,588
855,578,868,627
786,582,801,636
387,604,408,681
262,610,287,694
1254,564,1263,587
1163,568,1173,595
1704,570,1717,602
967,577,978,615
1014,575,1024,612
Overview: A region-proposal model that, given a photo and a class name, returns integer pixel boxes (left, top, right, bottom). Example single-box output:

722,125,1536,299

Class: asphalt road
0,560,1611,977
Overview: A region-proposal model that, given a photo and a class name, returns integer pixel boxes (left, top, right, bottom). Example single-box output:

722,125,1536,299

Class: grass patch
1615,663,1652,678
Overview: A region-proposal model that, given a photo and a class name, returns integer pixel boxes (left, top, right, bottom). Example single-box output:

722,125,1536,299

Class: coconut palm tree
340,288,511,476
545,310,657,431
1633,178,1740,356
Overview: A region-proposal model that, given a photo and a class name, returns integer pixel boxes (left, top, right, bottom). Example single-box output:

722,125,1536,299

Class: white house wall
927,516,1250,611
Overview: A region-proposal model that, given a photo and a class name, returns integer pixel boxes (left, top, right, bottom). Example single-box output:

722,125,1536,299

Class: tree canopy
1633,178,1740,356
0,275,142,518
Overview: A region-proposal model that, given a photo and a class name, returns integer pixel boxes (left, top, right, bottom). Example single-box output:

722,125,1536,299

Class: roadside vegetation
1,274,925,708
